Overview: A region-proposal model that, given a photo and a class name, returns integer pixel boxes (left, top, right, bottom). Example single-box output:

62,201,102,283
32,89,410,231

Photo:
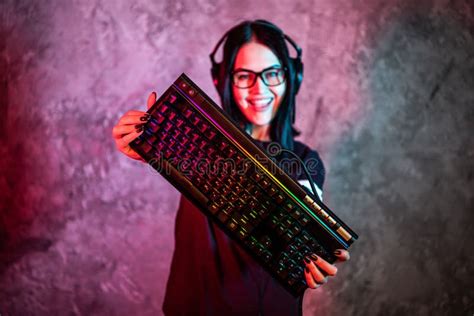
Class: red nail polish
334,250,341,255
310,254,318,262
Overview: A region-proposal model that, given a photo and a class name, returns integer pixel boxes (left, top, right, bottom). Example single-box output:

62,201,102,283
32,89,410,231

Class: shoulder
292,140,326,190
293,141,324,163
257,139,326,191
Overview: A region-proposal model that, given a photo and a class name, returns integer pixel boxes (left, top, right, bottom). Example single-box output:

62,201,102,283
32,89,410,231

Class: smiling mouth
248,98,273,111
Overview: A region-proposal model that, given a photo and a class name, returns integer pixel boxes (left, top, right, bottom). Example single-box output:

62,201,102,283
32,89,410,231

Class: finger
112,124,138,139
333,249,350,263
118,129,144,149
118,113,150,126
122,146,144,161
310,254,337,276
125,110,148,116
147,92,157,109
304,256,327,284
304,266,320,289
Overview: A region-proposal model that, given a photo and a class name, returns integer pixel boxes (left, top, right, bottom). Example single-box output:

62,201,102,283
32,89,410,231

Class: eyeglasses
231,67,286,89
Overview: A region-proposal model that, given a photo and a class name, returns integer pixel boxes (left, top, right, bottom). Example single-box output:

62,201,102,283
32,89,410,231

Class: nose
250,75,269,94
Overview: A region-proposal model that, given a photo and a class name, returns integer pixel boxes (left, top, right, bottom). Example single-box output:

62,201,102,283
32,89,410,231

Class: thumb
147,91,157,110
333,249,350,263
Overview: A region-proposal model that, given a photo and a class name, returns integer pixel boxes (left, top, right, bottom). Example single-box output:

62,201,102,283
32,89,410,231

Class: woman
112,20,350,315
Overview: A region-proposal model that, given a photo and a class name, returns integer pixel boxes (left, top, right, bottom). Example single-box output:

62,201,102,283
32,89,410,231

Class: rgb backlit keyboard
129,74,358,297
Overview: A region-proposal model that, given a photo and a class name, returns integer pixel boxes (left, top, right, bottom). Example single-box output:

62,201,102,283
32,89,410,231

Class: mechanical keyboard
129,74,358,297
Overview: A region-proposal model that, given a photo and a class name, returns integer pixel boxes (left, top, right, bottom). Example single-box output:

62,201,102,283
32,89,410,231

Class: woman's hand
112,92,157,161
303,249,350,289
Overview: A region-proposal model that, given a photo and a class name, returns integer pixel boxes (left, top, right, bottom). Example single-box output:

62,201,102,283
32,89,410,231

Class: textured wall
1,0,473,315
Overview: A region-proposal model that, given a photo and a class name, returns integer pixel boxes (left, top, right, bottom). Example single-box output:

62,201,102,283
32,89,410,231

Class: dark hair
216,20,301,151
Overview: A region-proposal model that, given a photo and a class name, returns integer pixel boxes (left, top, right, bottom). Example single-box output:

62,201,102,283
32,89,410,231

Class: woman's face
231,42,286,127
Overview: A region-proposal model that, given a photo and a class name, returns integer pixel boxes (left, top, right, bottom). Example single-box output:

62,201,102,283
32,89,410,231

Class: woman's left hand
303,249,350,289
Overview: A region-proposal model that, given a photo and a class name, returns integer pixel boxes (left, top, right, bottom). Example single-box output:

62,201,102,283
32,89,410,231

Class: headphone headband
209,20,302,72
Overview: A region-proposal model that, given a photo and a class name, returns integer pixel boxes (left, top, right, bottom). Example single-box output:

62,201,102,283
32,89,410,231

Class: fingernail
140,115,150,121
310,254,318,262
152,92,157,99
334,250,341,255
304,256,311,264
305,267,309,273
135,124,144,132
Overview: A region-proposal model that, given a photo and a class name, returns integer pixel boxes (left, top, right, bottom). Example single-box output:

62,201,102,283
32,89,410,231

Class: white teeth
248,98,272,107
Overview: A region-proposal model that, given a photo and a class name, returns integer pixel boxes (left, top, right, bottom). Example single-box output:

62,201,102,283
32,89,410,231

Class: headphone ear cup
291,58,303,95
212,61,227,98
211,62,222,96
211,62,219,88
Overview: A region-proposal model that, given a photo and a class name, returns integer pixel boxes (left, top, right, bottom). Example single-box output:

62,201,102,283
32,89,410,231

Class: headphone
209,20,304,99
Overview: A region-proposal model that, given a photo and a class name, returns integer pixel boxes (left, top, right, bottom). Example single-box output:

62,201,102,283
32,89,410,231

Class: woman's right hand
112,92,157,161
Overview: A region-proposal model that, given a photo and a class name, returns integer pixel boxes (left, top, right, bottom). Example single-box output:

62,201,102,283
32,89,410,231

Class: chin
250,119,272,126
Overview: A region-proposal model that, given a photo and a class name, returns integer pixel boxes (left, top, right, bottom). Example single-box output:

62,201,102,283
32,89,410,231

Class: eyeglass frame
231,66,287,89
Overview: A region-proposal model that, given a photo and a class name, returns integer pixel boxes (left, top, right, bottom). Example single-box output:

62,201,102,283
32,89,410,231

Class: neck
250,124,271,141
